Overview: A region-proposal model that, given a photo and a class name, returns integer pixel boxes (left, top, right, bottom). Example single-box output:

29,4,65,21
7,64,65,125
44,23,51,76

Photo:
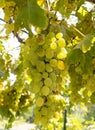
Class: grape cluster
21,32,68,127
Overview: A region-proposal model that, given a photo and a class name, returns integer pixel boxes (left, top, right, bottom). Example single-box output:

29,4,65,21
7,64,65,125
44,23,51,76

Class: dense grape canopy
0,0,95,129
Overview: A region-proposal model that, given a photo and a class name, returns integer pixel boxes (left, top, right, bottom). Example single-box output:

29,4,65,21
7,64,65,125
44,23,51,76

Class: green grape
49,72,57,82
57,38,66,48
34,108,42,123
57,48,67,59
56,33,63,39
36,61,45,72
31,83,41,93
50,59,57,67
51,37,56,42
46,63,53,72
30,53,39,66
36,96,44,107
57,60,65,70
36,48,45,57
44,78,52,87
31,69,42,81
41,106,48,116
46,48,54,59
50,42,57,50
41,86,50,96
50,82,56,90
40,117,48,127
19,34,69,128
42,72,48,79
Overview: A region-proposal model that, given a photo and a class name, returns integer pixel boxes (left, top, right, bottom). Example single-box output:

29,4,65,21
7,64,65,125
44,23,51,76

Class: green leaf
15,0,48,32
81,51,92,73
67,48,84,65
75,34,94,53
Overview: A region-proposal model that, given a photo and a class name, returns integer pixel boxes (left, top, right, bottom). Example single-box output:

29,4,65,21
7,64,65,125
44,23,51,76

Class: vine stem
71,25,85,37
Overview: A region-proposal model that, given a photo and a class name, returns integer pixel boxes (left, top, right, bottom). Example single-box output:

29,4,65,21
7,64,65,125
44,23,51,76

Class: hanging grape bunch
21,32,69,127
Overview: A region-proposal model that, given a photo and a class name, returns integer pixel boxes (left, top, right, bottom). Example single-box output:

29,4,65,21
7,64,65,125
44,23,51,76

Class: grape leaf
67,48,85,65
15,0,48,32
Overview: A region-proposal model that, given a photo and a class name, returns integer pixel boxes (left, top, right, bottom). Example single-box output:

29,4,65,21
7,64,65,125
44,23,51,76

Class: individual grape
40,117,48,127
46,48,54,59
36,48,45,57
41,86,50,96
34,108,42,123
31,81,42,93
46,63,53,72
57,48,67,59
56,33,63,39
57,60,65,70
42,72,48,79
49,72,57,82
57,38,66,48
36,61,45,72
31,69,42,81
30,53,39,66
44,78,52,87
50,42,57,50
41,106,48,116
50,59,57,67
51,37,56,42
36,96,44,107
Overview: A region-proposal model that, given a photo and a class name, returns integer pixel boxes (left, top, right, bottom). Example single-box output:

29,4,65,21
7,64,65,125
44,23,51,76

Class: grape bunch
21,32,68,127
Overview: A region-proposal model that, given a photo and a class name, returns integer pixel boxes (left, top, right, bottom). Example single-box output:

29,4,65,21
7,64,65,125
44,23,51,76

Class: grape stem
63,109,67,130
